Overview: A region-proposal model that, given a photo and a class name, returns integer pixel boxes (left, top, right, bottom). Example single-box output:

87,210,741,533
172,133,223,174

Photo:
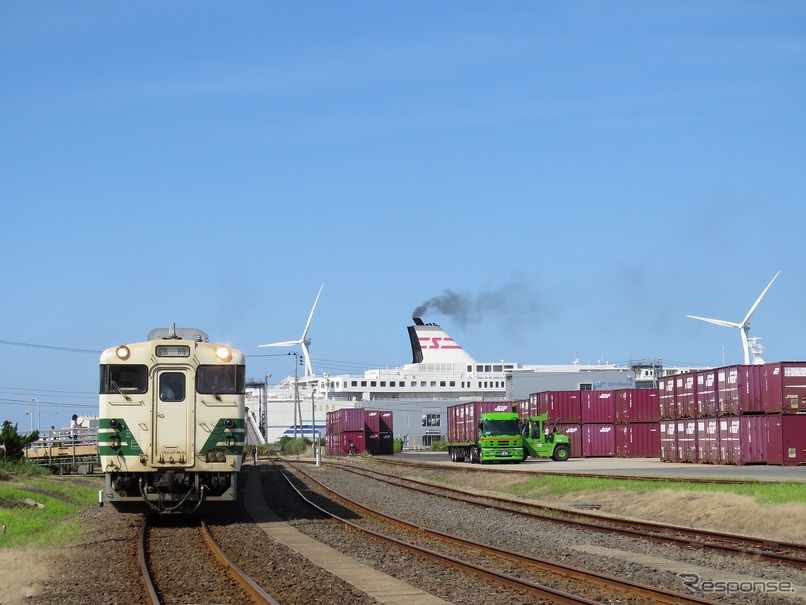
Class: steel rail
199,520,282,605
138,518,162,605
281,462,721,605
325,459,806,569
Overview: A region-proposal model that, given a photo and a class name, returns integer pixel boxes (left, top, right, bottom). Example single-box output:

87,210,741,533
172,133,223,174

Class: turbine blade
258,340,302,348
301,284,324,340
741,271,780,326
686,315,741,329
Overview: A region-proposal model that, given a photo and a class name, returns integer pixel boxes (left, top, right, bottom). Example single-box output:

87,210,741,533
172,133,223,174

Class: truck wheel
552,445,570,461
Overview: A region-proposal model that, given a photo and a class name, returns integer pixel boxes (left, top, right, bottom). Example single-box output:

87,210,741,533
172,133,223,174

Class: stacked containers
581,390,615,457
537,391,581,458
325,408,394,456
656,362,806,466
614,389,660,458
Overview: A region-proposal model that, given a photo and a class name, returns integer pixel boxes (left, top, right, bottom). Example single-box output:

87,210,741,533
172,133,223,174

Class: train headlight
215,346,232,362
115,345,130,360
205,449,227,463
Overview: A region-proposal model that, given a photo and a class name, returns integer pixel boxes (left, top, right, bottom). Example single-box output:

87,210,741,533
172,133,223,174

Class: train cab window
100,364,148,394
197,365,246,395
160,373,185,402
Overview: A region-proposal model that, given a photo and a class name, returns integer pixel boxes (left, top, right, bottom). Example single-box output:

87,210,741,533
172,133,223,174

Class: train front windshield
100,365,149,394
197,365,246,395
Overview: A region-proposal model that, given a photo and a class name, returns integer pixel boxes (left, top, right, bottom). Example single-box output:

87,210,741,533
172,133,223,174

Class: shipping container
675,373,697,418
379,431,395,455
582,424,615,457
696,418,720,463
581,390,616,424
676,419,697,462
718,417,741,464
555,424,581,459
614,388,659,423
447,401,514,443
614,423,659,458
695,369,718,417
781,414,806,466
659,420,677,462
537,391,582,424
658,376,676,420
763,362,806,414
717,365,765,415
339,431,365,456
739,415,776,465
365,431,380,455
328,408,366,433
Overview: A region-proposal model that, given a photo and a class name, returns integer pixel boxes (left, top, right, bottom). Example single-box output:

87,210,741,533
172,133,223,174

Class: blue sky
2,1,805,430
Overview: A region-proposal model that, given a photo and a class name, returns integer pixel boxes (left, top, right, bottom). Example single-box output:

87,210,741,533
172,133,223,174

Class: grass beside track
508,475,806,505
413,469,806,505
0,462,100,549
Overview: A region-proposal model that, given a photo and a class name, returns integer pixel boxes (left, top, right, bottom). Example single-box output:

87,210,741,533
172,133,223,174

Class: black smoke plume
412,278,547,329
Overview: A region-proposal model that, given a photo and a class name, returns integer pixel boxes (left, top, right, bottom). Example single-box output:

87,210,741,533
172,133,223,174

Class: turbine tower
687,271,780,365
259,285,323,376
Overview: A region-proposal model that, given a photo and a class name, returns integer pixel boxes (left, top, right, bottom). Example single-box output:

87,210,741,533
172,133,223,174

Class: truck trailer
446,401,571,464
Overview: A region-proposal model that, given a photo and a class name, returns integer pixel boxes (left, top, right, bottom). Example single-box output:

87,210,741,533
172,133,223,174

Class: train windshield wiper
200,376,222,401
110,380,132,401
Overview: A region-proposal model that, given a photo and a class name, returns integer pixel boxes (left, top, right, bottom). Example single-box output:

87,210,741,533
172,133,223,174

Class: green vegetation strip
510,475,806,505
0,463,100,549
414,470,806,505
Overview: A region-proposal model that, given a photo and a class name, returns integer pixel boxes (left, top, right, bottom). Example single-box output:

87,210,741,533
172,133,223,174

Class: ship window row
349,379,461,388
466,364,513,373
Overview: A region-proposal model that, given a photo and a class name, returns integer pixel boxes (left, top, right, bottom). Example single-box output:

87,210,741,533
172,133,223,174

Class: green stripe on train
97,418,144,456
97,418,244,456
199,418,245,455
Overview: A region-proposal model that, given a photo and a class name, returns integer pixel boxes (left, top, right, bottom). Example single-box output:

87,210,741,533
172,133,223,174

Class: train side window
160,373,185,401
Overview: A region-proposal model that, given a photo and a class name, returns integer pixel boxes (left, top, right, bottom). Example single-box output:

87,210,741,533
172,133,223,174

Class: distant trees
0,421,39,462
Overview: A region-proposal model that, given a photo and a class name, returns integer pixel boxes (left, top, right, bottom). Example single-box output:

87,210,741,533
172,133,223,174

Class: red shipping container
339,431,365,456
582,424,615,457
717,365,765,415
538,391,582,424
696,418,720,463
447,401,514,443
658,377,676,420
379,411,393,433
695,369,718,417
581,390,616,424
719,417,741,464
365,431,380,455
659,420,677,462
676,419,697,462
675,374,697,418
614,388,659,423
738,415,775,465
781,414,806,466
364,410,381,432
333,408,366,432
614,423,659,458
763,362,806,414
555,424,581,459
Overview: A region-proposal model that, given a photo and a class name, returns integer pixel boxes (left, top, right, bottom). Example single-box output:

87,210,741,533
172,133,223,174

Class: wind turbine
259,285,323,376
687,271,780,365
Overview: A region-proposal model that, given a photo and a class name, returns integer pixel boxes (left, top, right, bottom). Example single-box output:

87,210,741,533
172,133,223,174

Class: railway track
139,516,281,605
319,458,806,570
279,460,723,605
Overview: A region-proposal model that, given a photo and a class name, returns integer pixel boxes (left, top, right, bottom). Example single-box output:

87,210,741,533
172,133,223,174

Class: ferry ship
247,318,693,446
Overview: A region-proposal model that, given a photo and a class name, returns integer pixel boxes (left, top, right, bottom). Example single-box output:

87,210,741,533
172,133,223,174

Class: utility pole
291,353,299,439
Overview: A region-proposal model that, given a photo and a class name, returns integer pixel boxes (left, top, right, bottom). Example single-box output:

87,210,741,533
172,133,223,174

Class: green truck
446,401,571,464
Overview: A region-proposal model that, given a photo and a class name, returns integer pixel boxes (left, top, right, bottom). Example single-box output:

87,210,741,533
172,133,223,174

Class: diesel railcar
99,326,245,512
